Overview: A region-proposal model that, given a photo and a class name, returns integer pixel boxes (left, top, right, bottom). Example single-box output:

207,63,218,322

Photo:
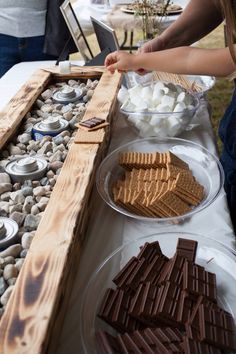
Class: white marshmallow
117,86,128,104
156,104,172,113
141,86,153,100
149,115,164,126
173,102,186,112
161,95,176,111
177,92,186,103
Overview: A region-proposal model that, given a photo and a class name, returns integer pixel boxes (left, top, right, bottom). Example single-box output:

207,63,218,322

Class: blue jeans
0,34,57,77
219,88,236,230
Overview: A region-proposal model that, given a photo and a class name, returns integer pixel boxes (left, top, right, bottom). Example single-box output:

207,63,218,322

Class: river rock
8,144,23,155
10,211,25,227
0,285,14,306
41,89,53,100
9,203,22,213
53,135,64,146
0,278,7,296
41,104,53,113
0,183,12,195
0,201,9,216
15,259,24,272
17,133,31,145
0,244,22,258
0,191,10,201
13,182,21,191
21,232,34,249
21,186,33,197
10,190,25,204
49,151,62,163
46,170,54,179
20,249,27,258
31,205,40,215
36,99,44,109
23,214,40,231
38,141,53,155
3,256,15,266
49,161,63,172
3,264,18,281
63,111,73,121
23,196,35,214
0,173,11,184
33,186,46,197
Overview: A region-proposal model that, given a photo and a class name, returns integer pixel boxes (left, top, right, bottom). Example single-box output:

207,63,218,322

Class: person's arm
105,46,236,77
141,0,223,53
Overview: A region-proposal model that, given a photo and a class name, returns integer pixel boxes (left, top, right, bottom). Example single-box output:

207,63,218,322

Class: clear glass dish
96,137,224,224
80,232,236,354
120,86,200,138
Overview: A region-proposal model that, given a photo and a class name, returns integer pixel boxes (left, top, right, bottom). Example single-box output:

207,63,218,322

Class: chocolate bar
176,238,197,262
79,117,105,128
137,241,163,262
183,262,217,302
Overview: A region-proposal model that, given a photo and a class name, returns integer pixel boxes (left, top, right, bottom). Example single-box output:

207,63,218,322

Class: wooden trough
0,66,122,353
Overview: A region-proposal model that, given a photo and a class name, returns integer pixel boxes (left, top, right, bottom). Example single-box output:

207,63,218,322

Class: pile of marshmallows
118,81,198,138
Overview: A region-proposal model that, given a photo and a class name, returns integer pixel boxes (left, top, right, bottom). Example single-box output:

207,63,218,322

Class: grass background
75,23,235,151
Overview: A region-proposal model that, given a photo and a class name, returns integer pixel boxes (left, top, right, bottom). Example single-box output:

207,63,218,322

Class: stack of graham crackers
113,151,204,218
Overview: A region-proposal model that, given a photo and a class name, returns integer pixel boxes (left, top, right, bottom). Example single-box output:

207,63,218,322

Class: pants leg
19,36,57,62
0,34,21,77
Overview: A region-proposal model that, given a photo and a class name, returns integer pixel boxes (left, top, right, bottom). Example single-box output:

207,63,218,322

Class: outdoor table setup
72,0,189,50
0,61,235,353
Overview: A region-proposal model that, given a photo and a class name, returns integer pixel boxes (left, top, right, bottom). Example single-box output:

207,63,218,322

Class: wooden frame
60,0,94,61
0,66,121,353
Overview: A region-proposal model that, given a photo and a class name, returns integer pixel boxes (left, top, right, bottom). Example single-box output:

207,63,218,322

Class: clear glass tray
96,137,224,224
80,232,236,354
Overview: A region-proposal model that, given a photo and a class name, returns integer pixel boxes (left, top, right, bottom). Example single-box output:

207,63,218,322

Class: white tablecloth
72,0,190,35
0,62,234,354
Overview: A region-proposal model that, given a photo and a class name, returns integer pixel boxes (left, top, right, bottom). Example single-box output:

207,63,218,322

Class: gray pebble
10,211,25,227
0,244,22,258
3,256,15,266
54,144,65,153
41,89,53,100
17,133,31,145
8,278,17,286
31,205,40,215
0,173,11,184
0,201,9,216
33,186,46,197
12,183,21,191
37,141,53,155
15,259,24,271
3,264,18,281
0,285,14,306
63,111,73,121
20,249,28,258
8,145,23,155
21,186,33,197
23,196,35,214
10,190,25,204
46,170,54,179
41,104,53,114
0,183,12,195
53,135,64,146
32,181,40,188
23,214,40,231
49,161,63,172
49,151,62,163
58,130,70,138
36,99,44,109
0,277,7,296
9,203,23,214
21,232,34,249
0,191,10,202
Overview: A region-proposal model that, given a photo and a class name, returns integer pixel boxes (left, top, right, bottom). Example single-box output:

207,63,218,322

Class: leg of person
219,88,236,231
0,34,21,77
19,36,57,62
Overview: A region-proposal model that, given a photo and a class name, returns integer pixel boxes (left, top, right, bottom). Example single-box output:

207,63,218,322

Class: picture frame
60,0,94,61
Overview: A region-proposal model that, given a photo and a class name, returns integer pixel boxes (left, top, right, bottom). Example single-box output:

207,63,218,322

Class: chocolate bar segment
183,262,217,302
199,304,236,351
182,336,222,354
137,241,163,262
176,238,197,262
79,117,105,128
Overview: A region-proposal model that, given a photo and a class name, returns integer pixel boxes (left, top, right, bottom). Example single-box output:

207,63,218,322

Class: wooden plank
0,70,51,150
0,69,122,354
43,65,105,80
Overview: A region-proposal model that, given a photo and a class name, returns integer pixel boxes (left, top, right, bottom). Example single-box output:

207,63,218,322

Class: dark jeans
0,34,57,77
219,88,236,230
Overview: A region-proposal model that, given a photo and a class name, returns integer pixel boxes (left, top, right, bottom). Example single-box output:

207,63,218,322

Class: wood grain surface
0,68,122,353
0,70,51,150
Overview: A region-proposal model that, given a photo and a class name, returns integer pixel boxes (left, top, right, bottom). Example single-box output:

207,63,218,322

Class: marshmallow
117,86,128,104
161,95,175,111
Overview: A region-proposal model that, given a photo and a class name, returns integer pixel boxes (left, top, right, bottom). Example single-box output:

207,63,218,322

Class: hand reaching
105,51,144,74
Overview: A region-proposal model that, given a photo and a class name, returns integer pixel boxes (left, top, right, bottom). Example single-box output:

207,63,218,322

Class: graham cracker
74,128,105,144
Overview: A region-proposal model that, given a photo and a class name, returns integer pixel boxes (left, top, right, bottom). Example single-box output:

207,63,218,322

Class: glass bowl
120,85,200,138
96,137,224,224
80,232,236,354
